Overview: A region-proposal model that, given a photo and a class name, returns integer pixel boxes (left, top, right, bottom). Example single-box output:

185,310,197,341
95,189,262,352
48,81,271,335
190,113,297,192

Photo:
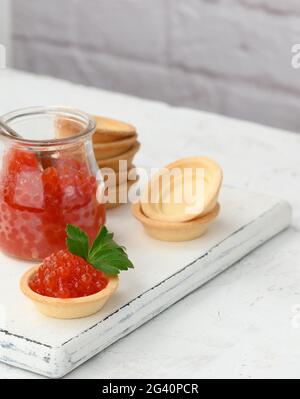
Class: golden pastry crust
93,134,137,160
97,141,140,171
132,202,220,242
20,266,119,319
93,116,136,143
141,156,223,223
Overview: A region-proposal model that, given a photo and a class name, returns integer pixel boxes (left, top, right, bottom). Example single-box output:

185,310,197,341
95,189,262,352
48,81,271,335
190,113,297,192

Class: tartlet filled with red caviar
20,224,133,319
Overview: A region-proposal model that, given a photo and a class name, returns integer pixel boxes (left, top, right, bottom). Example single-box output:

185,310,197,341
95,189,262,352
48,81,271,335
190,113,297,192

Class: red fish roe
0,148,105,260
29,250,108,298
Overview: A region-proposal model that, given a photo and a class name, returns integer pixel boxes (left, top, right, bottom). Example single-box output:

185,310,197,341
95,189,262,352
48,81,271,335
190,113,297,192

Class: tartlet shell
93,134,137,160
132,202,220,242
97,141,140,171
141,156,223,223
20,266,119,319
93,116,136,143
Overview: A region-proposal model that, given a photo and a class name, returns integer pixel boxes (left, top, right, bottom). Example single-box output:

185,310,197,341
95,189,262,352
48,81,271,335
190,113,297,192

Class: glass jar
0,106,105,261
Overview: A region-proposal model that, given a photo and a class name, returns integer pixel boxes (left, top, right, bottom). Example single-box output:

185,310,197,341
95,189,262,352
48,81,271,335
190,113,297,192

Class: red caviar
29,250,108,298
0,148,105,260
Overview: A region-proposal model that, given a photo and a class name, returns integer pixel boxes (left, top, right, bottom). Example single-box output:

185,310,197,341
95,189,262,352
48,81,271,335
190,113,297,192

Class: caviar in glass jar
0,148,105,260
0,107,104,261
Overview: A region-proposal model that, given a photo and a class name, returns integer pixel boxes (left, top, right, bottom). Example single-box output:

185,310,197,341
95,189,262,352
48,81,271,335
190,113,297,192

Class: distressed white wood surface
0,186,291,377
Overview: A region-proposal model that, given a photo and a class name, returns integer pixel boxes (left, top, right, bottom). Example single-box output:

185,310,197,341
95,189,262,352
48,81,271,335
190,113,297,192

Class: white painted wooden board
0,186,291,378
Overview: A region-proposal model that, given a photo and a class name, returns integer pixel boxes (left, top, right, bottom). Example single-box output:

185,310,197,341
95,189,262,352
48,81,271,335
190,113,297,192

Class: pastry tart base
97,141,140,171
132,202,220,242
141,156,223,223
93,134,137,160
20,266,119,319
93,115,136,143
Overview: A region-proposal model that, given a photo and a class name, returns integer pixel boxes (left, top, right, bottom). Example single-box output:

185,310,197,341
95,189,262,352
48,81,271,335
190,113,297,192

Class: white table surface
0,69,299,379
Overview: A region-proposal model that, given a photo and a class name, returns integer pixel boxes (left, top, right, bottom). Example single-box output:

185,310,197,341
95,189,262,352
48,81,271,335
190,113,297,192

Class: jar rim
0,106,96,147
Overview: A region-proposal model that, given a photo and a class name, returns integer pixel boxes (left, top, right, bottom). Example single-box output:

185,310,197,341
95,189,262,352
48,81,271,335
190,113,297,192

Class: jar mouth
0,106,96,148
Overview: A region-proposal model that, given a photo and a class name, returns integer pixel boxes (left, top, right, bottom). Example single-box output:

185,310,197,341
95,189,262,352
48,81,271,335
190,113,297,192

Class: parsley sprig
66,224,134,275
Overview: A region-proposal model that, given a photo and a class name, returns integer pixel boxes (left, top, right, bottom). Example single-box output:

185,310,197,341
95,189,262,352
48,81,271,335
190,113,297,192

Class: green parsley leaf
66,224,134,275
66,224,89,260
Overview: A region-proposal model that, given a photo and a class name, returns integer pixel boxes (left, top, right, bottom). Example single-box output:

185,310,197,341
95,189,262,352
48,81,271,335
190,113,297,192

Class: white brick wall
12,0,300,132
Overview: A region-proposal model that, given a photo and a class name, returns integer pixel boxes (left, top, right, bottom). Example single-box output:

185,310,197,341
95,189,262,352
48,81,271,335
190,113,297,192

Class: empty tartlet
93,115,136,143
132,156,223,241
93,134,137,160
56,113,141,210
132,202,220,241
97,141,140,171
141,156,223,223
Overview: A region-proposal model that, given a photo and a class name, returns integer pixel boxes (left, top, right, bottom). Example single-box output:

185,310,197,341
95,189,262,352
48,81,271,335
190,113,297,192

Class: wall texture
12,0,300,132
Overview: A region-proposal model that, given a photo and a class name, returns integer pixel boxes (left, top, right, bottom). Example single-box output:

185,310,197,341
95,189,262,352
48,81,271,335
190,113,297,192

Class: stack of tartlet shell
93,116,140,209
132,157,223,242
55,115,140,209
